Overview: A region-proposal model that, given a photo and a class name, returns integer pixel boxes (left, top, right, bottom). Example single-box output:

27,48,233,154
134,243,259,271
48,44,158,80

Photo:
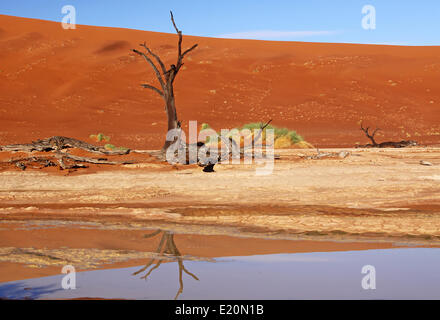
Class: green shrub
199,122,305,146
90,133,110,142
241,123,303,143
104,144,116,150
288,130,303,144
104,144,128,151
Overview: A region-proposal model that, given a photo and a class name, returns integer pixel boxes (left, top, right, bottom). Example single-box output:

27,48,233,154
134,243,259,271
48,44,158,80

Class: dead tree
360,122,380,147
132,15,278,170
132,11,197,153
357,121,417,148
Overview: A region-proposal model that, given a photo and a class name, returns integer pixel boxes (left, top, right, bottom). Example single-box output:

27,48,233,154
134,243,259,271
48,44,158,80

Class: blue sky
1,1,439,45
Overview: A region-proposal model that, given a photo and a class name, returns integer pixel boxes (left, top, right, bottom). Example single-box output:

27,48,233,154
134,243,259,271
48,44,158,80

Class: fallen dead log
1,152,135,171
55,151,134,170
4,156,58,171
0,136,130,155
0,136,135,171
55,151,133,165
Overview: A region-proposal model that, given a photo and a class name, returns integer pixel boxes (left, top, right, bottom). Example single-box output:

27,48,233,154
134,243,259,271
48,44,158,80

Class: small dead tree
360,122,380,147
357,121,417,148
132,11,198,153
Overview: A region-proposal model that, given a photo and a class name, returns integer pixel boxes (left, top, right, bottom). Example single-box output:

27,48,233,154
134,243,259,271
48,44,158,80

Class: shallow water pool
1,248,439,300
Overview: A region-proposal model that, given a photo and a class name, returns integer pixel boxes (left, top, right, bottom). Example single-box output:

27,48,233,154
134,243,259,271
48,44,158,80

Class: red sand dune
0,14,439,149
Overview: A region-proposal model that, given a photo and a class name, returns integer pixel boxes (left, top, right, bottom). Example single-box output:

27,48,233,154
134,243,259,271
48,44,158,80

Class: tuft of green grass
288,130,303,144
199,122,305,146
104,144,129,151
90,133,110,142
201,123,211,130
241,123,304,144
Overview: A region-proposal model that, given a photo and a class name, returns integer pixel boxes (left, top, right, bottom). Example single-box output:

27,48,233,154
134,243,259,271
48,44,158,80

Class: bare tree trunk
162,92,179,152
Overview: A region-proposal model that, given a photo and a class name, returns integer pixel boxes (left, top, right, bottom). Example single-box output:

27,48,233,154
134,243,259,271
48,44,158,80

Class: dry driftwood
357,122,417,148
1,152,134,171
0,136,133,171
5,156,58,171
0,136,130,155
55,151,134,170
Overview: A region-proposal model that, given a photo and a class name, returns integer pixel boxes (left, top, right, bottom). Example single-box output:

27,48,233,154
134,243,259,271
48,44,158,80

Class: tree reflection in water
133,230,199,299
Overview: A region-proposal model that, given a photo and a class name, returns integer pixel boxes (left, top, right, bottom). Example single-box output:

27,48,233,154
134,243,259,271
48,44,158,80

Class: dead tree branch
360,121,380,147
251,119,273,146
131,48,166,89
140,42,167,75
141,84,164,96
